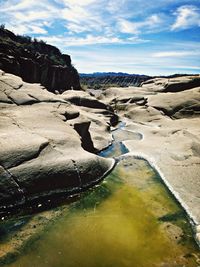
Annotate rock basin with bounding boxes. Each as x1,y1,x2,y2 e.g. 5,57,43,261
0,123,200,267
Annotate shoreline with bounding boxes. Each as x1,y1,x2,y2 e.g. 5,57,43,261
120,140,200,247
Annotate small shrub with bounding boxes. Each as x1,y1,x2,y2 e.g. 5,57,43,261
0,24,5,29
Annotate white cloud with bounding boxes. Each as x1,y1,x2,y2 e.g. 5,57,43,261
13,11,53,24
118,14,163,34
171,65,200,70
171,5,200,30
66,45,200,74
38,34,148,47
107,0,127,14
61,1,113,35
1,0,38,12
6,23,48,35
58,0,97,6
0,0,200,75
118,19,139,34
0,0,58,34
29,25,48,34
152,51,200,58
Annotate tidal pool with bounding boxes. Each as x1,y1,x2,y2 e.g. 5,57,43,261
0,126,200,267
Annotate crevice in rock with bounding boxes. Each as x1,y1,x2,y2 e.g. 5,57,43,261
2,114,52,151
151,106,174,118
7,94,38,105
71,159,82,188
0,165,26,205
73,121,97,153
152,104,198,120
110,113,119,126
0,79,23,90
2,90,16,105
6,141,49,169
26,94,39,102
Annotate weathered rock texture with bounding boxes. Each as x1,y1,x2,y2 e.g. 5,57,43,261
0,70,116,214
0,28,81,92
101,75,200,244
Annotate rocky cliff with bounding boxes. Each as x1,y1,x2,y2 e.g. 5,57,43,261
0,27,81,92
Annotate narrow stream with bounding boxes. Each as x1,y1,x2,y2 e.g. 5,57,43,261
0,123,200,267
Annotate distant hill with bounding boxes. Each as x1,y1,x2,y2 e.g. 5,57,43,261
80,72,136,77
80,72,151,89
80,72,200,89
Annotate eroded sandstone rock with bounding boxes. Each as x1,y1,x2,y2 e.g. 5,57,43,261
101,75,200,233
0,71,116,214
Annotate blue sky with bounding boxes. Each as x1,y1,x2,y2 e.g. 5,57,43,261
0,0,200,75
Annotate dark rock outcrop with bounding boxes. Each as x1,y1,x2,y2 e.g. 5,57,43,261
0,28,81,92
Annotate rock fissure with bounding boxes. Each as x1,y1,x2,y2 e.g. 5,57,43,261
73,121,96,153
1,165,20,191
71,160,82,188
7,141,49,169
0,79,22,90
2,90,18,105
0,165,26,207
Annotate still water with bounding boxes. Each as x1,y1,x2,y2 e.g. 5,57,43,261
0,127,200,267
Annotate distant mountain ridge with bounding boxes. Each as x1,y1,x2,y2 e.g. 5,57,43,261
80,72,200,89
80,72,151,89
80,72,145,77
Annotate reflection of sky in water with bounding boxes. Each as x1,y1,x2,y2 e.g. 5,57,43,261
98,141,128,158
99,127,141,158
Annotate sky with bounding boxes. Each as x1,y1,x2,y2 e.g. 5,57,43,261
0,0,200,75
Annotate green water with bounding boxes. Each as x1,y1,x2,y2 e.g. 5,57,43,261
1,157,200,267
0,126,200,267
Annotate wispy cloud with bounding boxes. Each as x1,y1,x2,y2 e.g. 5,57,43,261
0,0,57,34
1,1,200,38
0,0,200,74
38,34,148,47
152,51,200,58
171,5,200,30
66,43,200,74
118,15,163,34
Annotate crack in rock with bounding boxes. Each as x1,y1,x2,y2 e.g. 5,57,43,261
71,159,82,188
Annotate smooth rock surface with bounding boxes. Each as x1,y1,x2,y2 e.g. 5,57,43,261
0,71,116,212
